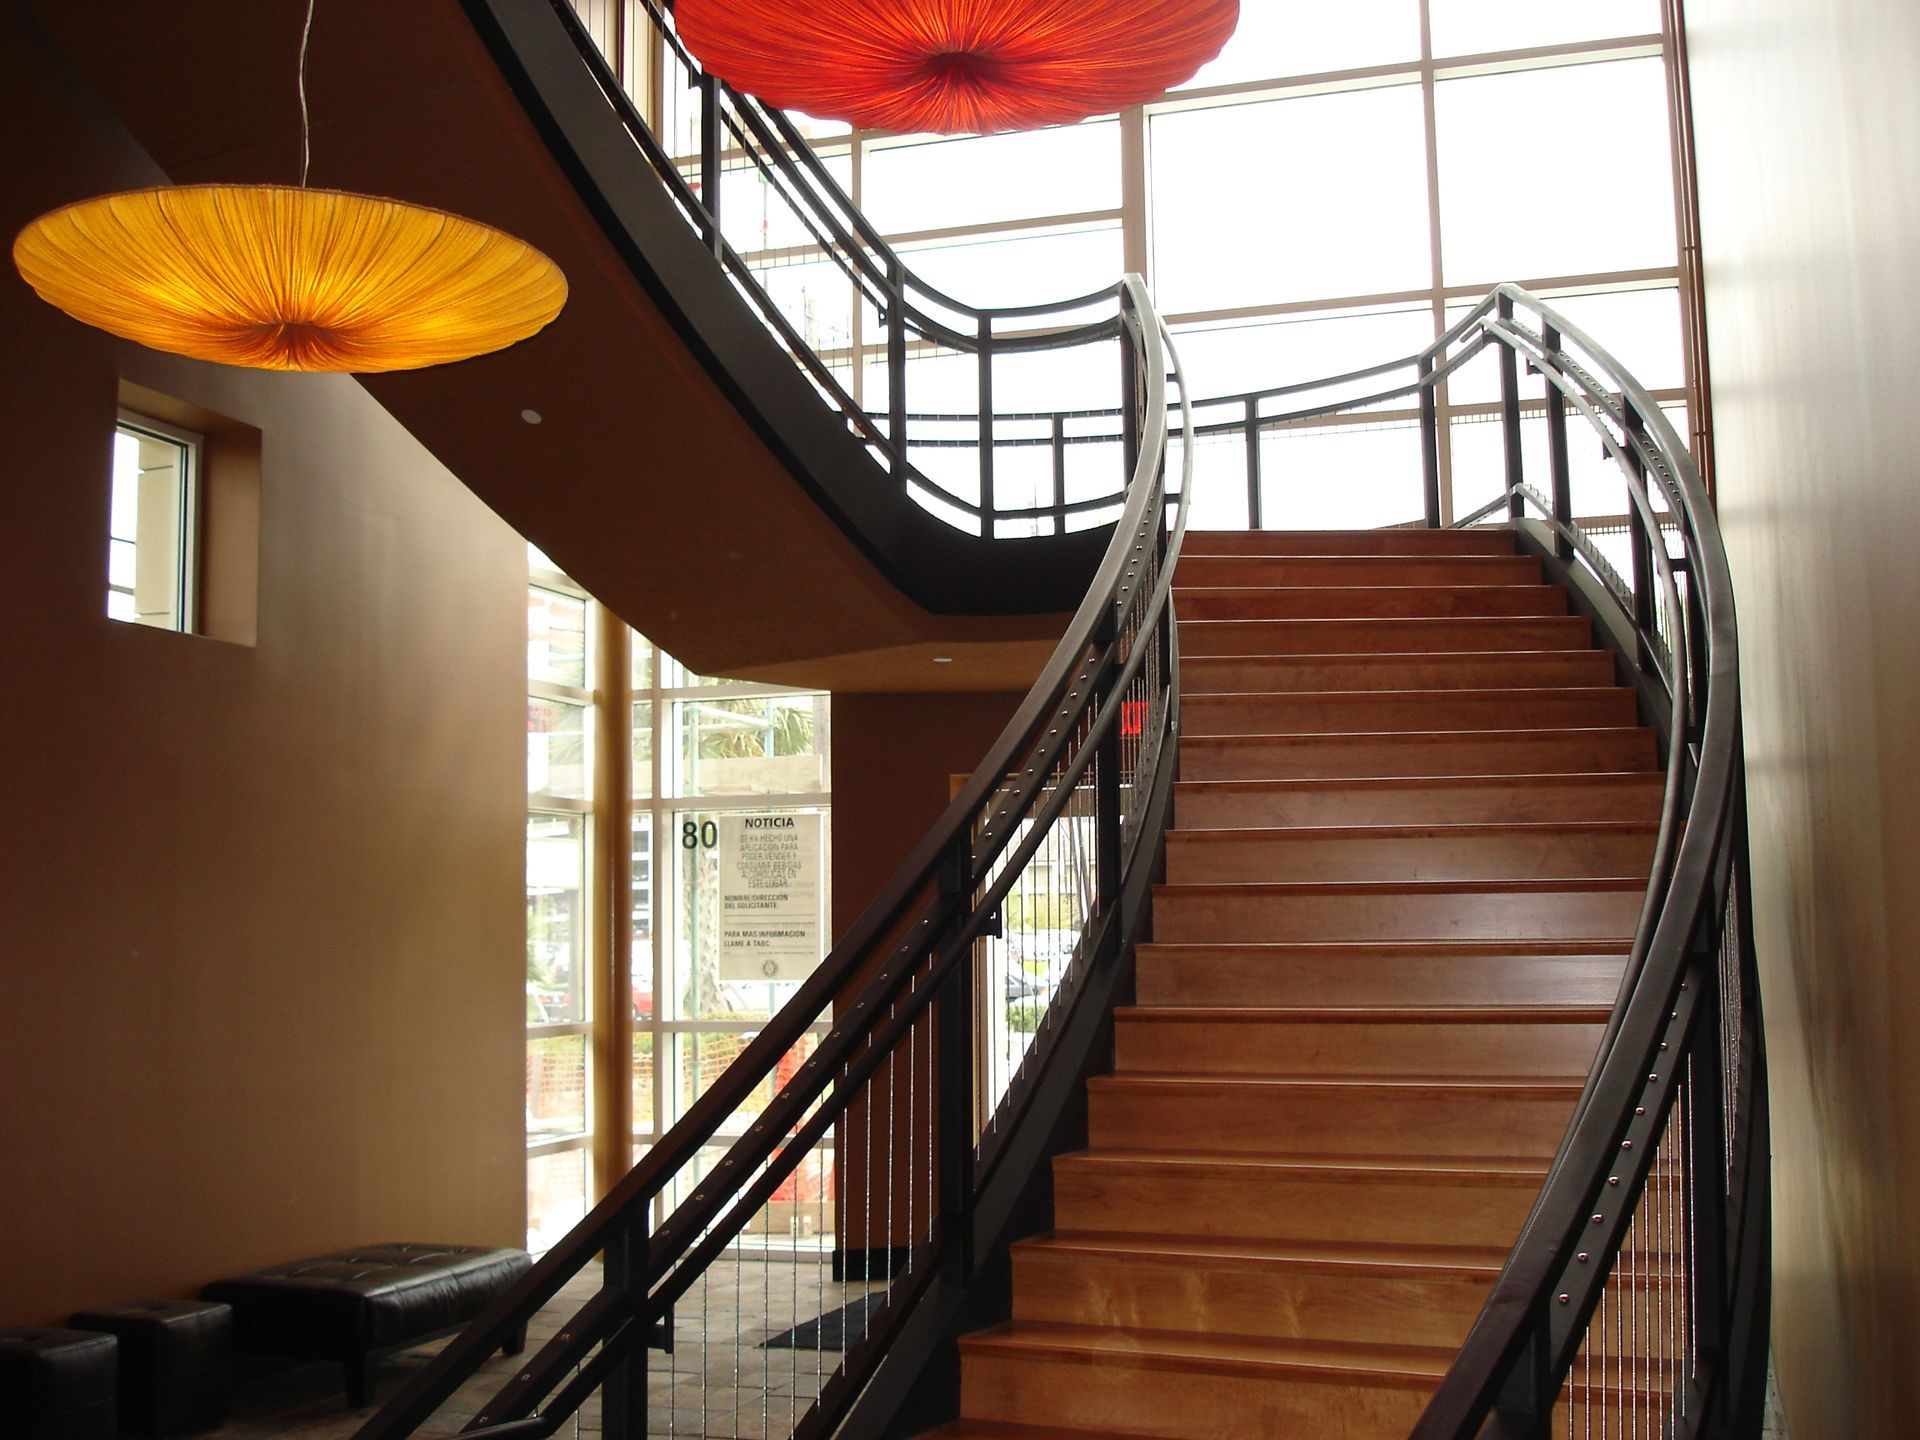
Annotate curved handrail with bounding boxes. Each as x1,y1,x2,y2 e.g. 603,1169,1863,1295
356,273,1191,1440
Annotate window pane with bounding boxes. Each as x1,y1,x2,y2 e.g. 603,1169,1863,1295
1436,60,1676,287
1170,305,1437,403
1153,85,1432,313
671,807,831,1021
1181,0,1423,89
631,634,654,690
632,813,654,1020
527,812,588,1024
676,694,829,796
526,1148,589,1255
528,697,589,800
109,423,189,631
898,224,1122,312
1261,421,1428,528
863,123,1120,235
1429,0,1663,58
526,1036,589,1141
528,587,587,687
633,699,654,799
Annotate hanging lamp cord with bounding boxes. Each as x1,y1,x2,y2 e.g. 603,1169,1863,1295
298,0,316,186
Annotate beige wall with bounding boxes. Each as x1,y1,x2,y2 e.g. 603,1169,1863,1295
1686,0,1920,1431
0,11,527,1323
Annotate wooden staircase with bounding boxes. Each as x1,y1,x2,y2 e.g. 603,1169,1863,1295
926,529,1660,1439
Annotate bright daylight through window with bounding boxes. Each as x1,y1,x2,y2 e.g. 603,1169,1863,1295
540,0,1689,1247
108,415,197,631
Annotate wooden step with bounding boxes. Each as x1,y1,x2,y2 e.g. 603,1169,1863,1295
1010,1233,1503,1348
1175,584,1568,621
1173,772,1666,827
1151,878,1645,944
1182,649,1618,695
1135,944,1629,1008
1178,615,1591,656
1114,1006,1608,1078
1087,1074,1581,1157
1182,528,1516,557
959,1320,1445,1439
1183,687,1638,736
1175,554,1541,588
1051,1150,1548,1247
1163,822,1659,883
1178,728,1658,780
920,1424,1176,1440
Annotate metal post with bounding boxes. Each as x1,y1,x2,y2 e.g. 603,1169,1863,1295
1052,413,1068,536
1543,324,1574,560
601,1227,649,1440
1418,354,1441,530
1094,633,1123,913
1491,1323,1555,1440
978,315,995,528
1119,306,1142,484
934,839,977,1277
888,257,908,480
1497,293,1525,520
1245,399,1264,531
1625,407,1658,674
698,74,721,258
1688,965,1732,1435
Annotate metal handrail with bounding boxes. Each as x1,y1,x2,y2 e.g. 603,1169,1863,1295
355,274,1191,1440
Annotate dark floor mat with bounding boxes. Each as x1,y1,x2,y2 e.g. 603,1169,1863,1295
760,1293,883,1350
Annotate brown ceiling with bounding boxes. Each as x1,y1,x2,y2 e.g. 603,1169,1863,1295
30,0,1067,693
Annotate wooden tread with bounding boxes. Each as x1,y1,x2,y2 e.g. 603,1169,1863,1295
1175,583,1568,621
1181,649,1618,694
1179,615,1591,655
1178,727,1658,780
1164,819,1658,883
1174,771,1664,826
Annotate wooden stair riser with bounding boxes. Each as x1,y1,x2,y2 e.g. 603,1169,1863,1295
1183,650,1617,695
959,1343,1433,1440
1010,1245,1494,1348
1179,616,1591,656
1179,729,1657,780
1164,827,1657,884
1183,689,1637,736
1182,529,1517,557
1052,1156,1544,1247
1176,585,1568,621
1174,774,1665,828
1150,883,1644,944
1114,1014,1606,1078
1135,947,1629,1008
1087,1078,1580,1157
1175,555,1542,588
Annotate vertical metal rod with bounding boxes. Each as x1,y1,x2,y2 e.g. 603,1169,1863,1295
1543,324,1574,560
698,73,721,257
1119,310,1142,486
1093,634,1123,914
1497,293,1525,519
1052,414,1068,537
887,258,909,481
1245,399,1264,530
978,316,995,529
1418,353,1442,529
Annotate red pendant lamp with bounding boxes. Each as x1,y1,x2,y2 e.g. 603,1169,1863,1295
674,0,1242,136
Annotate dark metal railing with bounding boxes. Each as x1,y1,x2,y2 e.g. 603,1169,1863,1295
355,272,1190,1438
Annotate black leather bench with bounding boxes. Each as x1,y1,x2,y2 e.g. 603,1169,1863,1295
200,1243,530,1409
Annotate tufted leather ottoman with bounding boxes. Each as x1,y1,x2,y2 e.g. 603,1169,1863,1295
0,1327,118,1440
200,1243,529,1409
67,1300,231,1437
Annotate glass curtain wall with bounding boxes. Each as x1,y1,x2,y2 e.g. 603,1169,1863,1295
574,0,1688,532
525,545,833,1253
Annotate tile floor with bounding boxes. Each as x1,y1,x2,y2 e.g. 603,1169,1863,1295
200,1256,881,1439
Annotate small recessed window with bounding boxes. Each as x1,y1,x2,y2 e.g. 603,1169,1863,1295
108,413,199,631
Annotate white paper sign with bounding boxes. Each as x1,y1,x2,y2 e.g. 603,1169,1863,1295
716,812,824,982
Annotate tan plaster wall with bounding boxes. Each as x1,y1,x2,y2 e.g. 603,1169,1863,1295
1686,0,1920,1430
0,10,527,1323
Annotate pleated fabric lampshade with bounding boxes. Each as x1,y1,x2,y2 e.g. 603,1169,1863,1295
674,0,1242,136
12,184,568,373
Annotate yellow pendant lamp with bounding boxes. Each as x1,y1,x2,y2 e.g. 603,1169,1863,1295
9,3,565,373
